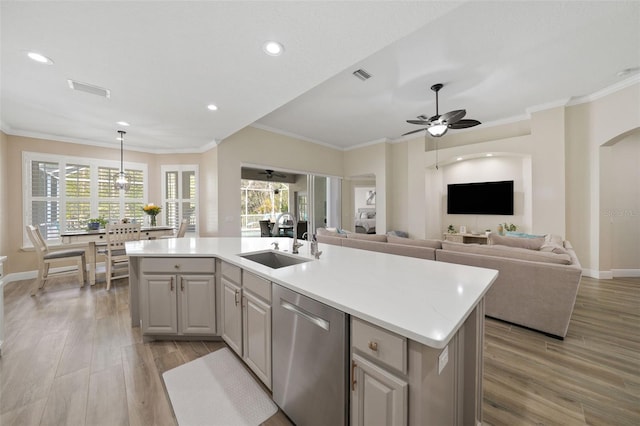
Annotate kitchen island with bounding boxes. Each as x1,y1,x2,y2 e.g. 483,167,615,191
126,237,497,425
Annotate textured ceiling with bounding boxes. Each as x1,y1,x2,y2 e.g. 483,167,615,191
1,1,639,152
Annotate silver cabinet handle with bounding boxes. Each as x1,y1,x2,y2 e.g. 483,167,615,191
235,289,240,306
170,276,174,291
280,299,330,331
180,276,184,291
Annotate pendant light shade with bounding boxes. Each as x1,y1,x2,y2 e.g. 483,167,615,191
114,130,130,191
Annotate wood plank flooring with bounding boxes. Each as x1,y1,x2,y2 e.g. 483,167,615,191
483,276,640,426
1,275,638,425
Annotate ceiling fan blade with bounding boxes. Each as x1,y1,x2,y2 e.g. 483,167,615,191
448,119,481,129
406,119,432,126
402,128,427,136
440,109,466,125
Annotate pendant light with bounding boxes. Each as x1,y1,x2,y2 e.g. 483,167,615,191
114,130,130,191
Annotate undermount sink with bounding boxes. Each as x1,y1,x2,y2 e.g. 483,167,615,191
239,250,311,269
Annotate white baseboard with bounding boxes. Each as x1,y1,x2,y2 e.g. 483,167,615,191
612,269,640,277
582,268,640,279
582,269,611,279
1,270,36,286
1,262,105,287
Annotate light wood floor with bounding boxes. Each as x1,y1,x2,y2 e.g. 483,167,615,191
1,275,638,425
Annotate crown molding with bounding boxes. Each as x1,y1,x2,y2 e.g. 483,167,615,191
249,123,341,150
567,74,640,106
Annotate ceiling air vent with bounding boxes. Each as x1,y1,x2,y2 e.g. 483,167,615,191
352,68,372,81
67,79,111,98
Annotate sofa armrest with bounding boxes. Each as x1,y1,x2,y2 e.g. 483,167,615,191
436,249,582,338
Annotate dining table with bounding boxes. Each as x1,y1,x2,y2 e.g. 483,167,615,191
60,226,174,285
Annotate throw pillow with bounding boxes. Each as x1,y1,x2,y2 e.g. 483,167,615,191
540,242,568,255
489,233,545,250
505,231,546,239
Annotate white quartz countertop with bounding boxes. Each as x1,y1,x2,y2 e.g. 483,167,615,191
126,237,498,348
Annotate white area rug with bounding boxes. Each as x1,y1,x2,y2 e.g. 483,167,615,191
163,348,278,426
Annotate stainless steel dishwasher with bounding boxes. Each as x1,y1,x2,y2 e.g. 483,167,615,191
272,284,349,426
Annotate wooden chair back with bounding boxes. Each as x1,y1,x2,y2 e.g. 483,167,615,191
176,219,188,238
26,225,48,257
106,222,141,253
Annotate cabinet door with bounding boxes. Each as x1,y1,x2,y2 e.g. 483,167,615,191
140,274,178,334
242,291,272,389
352,354,408,426
179,274,216,335
221,277,242,355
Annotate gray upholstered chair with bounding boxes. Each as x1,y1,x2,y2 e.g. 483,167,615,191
26,225,87,296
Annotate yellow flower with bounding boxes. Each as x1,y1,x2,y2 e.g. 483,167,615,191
142,203,161,215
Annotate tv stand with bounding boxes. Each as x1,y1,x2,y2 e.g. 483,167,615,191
444,233,489,245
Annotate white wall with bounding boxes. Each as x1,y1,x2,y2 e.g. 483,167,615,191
600,132,640,273
216,126,343,237
441,156,531,235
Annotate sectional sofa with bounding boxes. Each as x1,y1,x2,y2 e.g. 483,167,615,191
315,229,582,338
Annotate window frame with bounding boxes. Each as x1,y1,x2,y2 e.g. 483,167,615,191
23,151,148,246
161,164,199,235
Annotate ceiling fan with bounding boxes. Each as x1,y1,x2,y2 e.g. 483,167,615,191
403,83,481,138
259,169,287,179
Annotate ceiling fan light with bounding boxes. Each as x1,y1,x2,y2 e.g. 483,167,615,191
427,124,448,137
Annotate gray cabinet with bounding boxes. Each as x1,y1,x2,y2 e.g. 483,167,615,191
139,258,216,336
219,262,272,389
351,318,408,426
352,353,408,426
221,275,242,355
242,271,272,389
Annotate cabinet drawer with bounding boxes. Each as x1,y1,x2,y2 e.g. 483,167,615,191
352,318,407,374
242,271,271,303
221,262,241,284
141,258,215,274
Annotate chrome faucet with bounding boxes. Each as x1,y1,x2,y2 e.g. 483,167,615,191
275,212,302,254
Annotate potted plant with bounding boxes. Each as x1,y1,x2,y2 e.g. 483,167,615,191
502,223,517,232
447,224,456,234
87,217,107,231
142,203,162,227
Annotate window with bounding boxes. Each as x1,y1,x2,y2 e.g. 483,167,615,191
162,165,198,235
24,152,147,245
241,179,289,236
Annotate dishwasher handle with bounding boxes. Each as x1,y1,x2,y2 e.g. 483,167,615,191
280,299,330,331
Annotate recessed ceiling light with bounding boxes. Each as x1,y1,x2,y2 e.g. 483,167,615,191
456,157,463,161
486,153,493,157
263,41,284,56
207,104,218,111
27,51,53,64
117,121,130,126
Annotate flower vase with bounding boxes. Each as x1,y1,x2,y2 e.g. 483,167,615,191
150,215,157,227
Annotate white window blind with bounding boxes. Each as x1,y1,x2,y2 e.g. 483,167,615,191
161,165,198,235
23,152,147,245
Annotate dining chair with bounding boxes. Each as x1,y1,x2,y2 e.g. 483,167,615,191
259,220,272,237
104,222,141,291
160,218,188,239
26,225,87,296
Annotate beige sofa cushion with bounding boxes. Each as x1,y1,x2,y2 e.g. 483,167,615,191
488,233,545,250
316,228,347,238
387,235,441,249
347,233,388,242
441,241,572,265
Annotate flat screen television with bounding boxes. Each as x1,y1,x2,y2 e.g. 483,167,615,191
447,180,514,215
